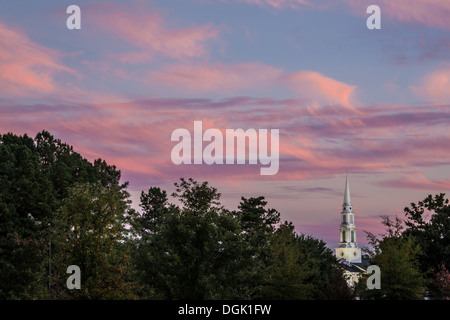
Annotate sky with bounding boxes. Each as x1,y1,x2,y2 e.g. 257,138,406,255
1,0,450,248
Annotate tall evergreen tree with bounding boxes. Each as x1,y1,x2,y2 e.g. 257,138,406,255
235,196,281,298
260,222,312,299
0,133,53,298
0,131,128,299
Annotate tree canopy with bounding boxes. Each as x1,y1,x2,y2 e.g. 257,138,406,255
0,131,127,299
2,130,449,300
358,216,426,300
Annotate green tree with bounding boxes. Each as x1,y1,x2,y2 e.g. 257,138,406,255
360,216,426,300
261,222,312,299
0,233,48,299
133,178,345,300
0,130,129,299
133,178,249,299
0,133,54,299
35,130,126,201
235,196,281,298
294,234,350,299
322,262,355,300
51,181,137,299
403,193,450,274
0,133,54,238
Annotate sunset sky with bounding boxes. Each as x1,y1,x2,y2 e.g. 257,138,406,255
2,0,450,248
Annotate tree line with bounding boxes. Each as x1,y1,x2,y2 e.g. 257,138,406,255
0,131,449,299
356,194,450,299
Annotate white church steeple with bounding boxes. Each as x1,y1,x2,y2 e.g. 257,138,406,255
343,174,351,208
335,174,362,263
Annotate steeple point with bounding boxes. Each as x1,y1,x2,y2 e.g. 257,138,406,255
343,173,351,206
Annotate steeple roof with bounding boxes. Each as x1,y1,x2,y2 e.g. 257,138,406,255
343,174,351,206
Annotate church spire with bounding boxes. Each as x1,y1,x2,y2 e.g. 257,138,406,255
343,173,351,206
342,174,352,213
335,174,361,263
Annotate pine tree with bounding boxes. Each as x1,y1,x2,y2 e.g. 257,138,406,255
261,222,313,299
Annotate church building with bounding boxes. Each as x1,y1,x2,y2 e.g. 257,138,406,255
335,175,368,286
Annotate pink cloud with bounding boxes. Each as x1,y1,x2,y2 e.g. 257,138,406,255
0,21,75,97
410,65,450,103
147,62,283,93
147,61,358,109
281,70,358,111
235,0,311,9
375,0,450,31
378,173,450,191
3,94,450,192
91,4,219,61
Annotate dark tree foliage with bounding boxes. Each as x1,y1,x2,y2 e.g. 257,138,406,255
0,233,48,299
359,216,426,300
133,178,250,299
0,131,127,299
429,263,450,300
132,180,351,300
403,193,450,274
294,234,347,299
238,196,280,237
0,133,54,238
35,131,126,201
0,133,54,299
323,263,355,300
51,181,137,299
138,187,170,234
260,222,312,299
8,129,440,301
235,196,281,299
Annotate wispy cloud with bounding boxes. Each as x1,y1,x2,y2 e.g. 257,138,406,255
236,0,450,31
147,62,283,93
378,173,450,191
90,3,219,62
233,0,312,9
0,21,76,98
3,94,450,189
281,70,358,111
410,64,450,103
